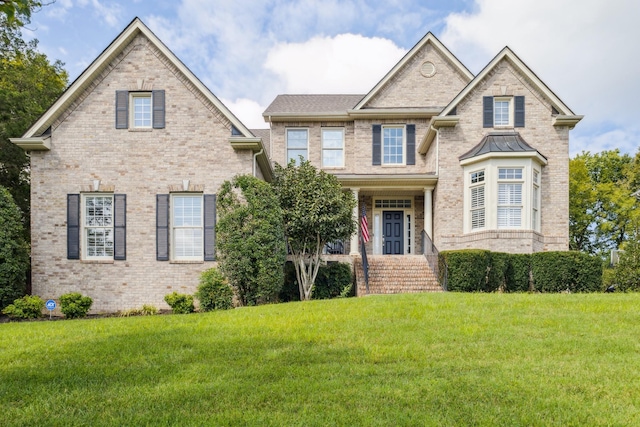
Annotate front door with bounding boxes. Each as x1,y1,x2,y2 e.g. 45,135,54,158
383,211,404,254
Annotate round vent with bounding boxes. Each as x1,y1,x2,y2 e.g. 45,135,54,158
420,61,436,78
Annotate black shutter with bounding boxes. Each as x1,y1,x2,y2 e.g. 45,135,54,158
114,194,126,260
67,194,80,260
372,124,381,165
115,91,128,129
156,194,170,261
406,124,415,165
203,195,216,261
152,90,165,129
514,96,525,127
483,96,493,128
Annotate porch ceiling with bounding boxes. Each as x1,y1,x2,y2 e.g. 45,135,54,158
336,174,438,192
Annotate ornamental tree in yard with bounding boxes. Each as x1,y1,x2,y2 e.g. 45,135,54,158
217,175,286,306
273,159,356,301
0,185,29,309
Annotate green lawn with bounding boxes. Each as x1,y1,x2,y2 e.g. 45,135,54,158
1,293,639,426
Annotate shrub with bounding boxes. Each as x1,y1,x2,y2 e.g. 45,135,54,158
441,250,491,292
196,268,233,311
0,187,30,310
487,252,510,292
164,292,194,314
505,254,532,292
2,295,44,319
531,251,602,293
118,305,159,317
60,292,93,319
313,262,353,299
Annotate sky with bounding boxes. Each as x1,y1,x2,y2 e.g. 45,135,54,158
21,0,640,156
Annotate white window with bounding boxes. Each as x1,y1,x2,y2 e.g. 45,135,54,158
286,128,308,165
498,168,523,228
84,195,114,259
131,93,152,128
322,128,344,167
494,98,512,127
383,126,404,165
172,195,203,261
470,170,485,229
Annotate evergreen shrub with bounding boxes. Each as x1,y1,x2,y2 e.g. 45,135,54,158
2,295,44,319
164,292,194,314
196,268,234,311
60,292,93,319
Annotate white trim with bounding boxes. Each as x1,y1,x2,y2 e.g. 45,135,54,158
170,193,204,262
285,127,309,165
372,197,415,255
81,193,115,261
381,125,406,166
130,92,152,129
321,127,345,168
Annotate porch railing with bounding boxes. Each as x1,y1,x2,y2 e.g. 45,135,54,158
323,240,345,255
360,237,369,294
421,230,447,291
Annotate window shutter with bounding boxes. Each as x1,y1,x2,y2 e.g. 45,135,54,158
115,91,128,129
514,96,525,127
114,194,126,260
152,90,165,129
483,96,493,128
203,194,216,261
156,194,170,261
406,124,416,165
372,124,381,165
67,194,80,259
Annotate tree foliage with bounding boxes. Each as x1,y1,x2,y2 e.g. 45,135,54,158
0,0,44,28
217,175,286,306
569,149,640,255
0,186,30,309
610,224,640,291
0,19,68,235
272,159,356,301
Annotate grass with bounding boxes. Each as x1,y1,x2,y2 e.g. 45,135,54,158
1,293,639,426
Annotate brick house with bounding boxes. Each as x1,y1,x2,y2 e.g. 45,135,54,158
12,18,581,310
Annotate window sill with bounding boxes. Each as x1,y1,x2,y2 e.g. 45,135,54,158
170,260,205,264
128,128,153,132
81,259,115,264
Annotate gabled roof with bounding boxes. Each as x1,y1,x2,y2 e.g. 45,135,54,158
459,132,546,161
19,17,255,139
353,32,474,110
263,94,364,117
441,46,581,119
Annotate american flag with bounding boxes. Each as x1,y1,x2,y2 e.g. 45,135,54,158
361,205,370,243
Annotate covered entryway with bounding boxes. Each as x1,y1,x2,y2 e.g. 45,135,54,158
383,211,404,254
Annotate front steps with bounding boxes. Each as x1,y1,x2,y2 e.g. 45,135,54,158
353,255,443,296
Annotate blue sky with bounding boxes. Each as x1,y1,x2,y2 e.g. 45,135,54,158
22,0,640,156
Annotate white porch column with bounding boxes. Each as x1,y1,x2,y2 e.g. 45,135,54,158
350,188,360,255
424,187,433,240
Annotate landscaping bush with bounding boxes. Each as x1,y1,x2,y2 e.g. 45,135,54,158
1,295,44,319
313,262,353,299
487,252,510,292
531,251,602,293
505,253,532,292
196,268,233,311
60,292,93,319
0,186,30,310
118,305,159,317
441,250,491,292
164,292,195,314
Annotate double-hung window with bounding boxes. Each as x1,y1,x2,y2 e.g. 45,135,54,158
497,168,523,228
172,195,203,261
383,126,404,165
115,90,165,129
483,96,525,128
494,98,511,126
470,170,485,230
131,93,152,128
322,128,344,167
286,128,308,165
84,195,114,259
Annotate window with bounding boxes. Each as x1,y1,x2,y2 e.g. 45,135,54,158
383,126,404,164
84,195,114,259
494,98,511,126
470,170,485,229
172,195,203,261
498,168,523,228
532,169,540,230
322,128,344,167
131,93,152,128
286,128,308,165
483,96,525,128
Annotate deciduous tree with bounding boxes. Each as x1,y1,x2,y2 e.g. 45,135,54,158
0,185,29,309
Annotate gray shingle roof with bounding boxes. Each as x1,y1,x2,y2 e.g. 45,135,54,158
250,128,270,145
263,94,365,115
459,132,546,161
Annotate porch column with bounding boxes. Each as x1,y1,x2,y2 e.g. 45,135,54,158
424,187,433,240
350,188,360,255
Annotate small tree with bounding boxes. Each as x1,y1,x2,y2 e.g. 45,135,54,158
611,224,640,291
0,186,29,309
273,160,356,301
217,175,286,306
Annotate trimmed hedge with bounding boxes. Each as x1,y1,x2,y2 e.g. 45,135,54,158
441,250,601,293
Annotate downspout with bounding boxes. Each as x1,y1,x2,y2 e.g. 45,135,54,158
430,124,440,175
253,148,264,177
268,116,273,160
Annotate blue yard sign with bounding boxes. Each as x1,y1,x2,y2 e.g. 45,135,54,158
45,299,56,319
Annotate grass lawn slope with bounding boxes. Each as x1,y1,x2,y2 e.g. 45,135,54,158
1,293,639,426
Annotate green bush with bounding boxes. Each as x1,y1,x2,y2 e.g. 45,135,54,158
441,250,491,292
1,295,44,319
487,252,510,292
60,292,93,319
531,251,602,293
313,262,353,299
118,305,159,317
0,186,30,310
505,254,532,292
196,268,234,311
164,292,195,314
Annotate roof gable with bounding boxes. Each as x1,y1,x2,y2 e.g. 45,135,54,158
21,17,254,139
354,32,473,110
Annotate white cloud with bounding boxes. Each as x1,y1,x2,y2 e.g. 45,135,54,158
264,34,406,93
440,0,640,154
222,98,268,130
